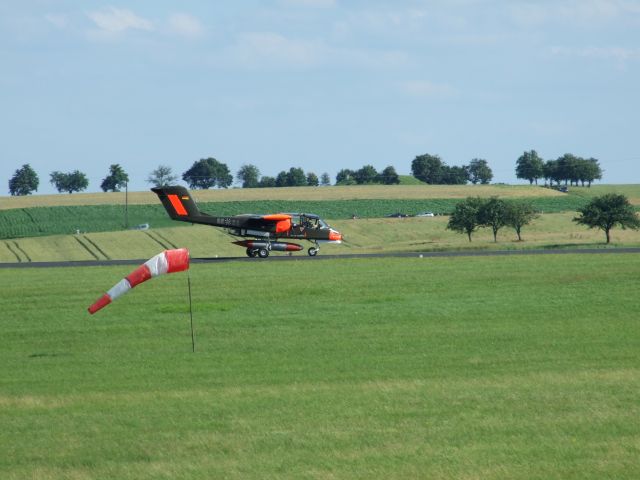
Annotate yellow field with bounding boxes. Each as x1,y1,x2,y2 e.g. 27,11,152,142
0,184,566,210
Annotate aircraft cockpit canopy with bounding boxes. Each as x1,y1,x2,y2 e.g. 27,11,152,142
295,214,329,230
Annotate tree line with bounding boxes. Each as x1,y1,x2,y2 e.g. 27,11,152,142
6,149,604,195
411,155,493,185
447,193,639,244
516,150,603,187
446,197,538,242
8,164,129,195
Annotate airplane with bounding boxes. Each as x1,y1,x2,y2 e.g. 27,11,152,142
151,185,343,258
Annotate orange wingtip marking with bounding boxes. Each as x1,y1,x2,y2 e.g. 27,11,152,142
263,214,291,221
168,194,188,216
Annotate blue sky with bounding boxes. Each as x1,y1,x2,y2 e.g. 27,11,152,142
2,0,639,194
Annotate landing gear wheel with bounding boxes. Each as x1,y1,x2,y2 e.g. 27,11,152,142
246,248,258,258
308,247,318,257
258,248,270,258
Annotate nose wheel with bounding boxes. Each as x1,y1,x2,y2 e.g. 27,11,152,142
308,246,319,256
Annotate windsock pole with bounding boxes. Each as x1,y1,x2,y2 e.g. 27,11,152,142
188,273,195,353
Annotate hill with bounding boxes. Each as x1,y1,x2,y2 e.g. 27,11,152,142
2,184,639,262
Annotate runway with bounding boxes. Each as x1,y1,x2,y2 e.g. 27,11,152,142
1,247,639,269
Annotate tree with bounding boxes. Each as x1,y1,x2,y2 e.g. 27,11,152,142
543,159,560,186
237,164,260,188
505,201,538,241
478,196,508,242
446,197,484,242
580,158,603,187
573,194,640,244
379,165,400,185
50,170,89,194
287,167,307,186
182,158,233,189
100,164,129,192
336,169,356,185
468,158,493,185
556,153,580,186
8,164,39,196
306,172,319,186
540,155,603,187
440,165,469,185
516,150,545,185
354,165,378,184
411,153,443,184
275,170,289,187
320,172,331,186
258,176,276,188
147,165,178,187
274,168,306,187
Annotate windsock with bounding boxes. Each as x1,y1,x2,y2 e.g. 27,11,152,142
88,248,190,314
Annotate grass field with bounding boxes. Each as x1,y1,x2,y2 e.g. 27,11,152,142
2,212,639,263
1,254,639,479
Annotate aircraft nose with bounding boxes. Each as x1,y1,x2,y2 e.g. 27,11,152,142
329,229,342,241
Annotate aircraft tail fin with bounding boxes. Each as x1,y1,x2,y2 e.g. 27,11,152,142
151,186,204,222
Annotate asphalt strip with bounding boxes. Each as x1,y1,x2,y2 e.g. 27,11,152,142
1,248,639,269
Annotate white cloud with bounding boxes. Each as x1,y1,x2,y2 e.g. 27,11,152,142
168,13,204,38
401,80,457,99
86,7,153,34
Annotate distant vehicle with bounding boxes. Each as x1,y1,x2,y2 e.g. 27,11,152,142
385,212,409,218
415,211,435,217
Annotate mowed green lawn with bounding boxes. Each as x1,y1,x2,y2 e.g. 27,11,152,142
1,255,639,479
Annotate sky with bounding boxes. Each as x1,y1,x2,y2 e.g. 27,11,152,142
1,0,639,195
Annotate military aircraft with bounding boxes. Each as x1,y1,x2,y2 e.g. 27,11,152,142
151,186,343,258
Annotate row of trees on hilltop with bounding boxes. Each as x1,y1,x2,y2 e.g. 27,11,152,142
516,151,603,187
9,164,129,195
236,164,332,188
335,165,400,185
7,150,605,195
6,160,333,195
411,155,494,185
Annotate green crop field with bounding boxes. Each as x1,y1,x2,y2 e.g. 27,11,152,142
0,197,593,241
1,254,639,479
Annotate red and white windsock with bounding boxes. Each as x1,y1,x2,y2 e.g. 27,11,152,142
88,248,190,315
